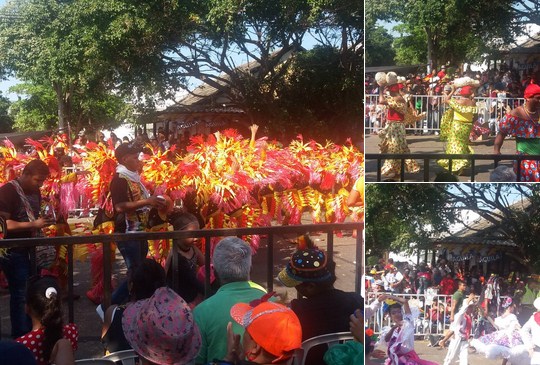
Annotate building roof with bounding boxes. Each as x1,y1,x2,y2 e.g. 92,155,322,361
433,198,531,248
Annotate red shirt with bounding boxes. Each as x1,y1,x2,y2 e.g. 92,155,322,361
16,323,78,365
440,277,455,295
387,108,404,121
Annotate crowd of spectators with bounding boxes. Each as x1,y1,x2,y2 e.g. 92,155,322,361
365,64,540,137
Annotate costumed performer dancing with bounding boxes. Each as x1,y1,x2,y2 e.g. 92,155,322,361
376,72,423,178
494,83,540,182
374,294,438,365
470,297,529,365
443,293,477,365
520,297,540,365
437,76,479,174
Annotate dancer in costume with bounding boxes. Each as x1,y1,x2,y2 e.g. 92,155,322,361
470,298,528,365
494,83,540,182
520,297,540,364
443,293,476,365
374,295,438,365
376,72,422,178
437,76,479,174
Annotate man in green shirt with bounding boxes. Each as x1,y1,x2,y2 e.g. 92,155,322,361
438,280,467,348
194,237,268,364
519,277,538,325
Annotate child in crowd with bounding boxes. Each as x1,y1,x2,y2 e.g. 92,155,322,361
217,299,303,365
16,276,77,365
101,258,166,354
166,212,205,307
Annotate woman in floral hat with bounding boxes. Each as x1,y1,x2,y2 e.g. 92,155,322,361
437,76,479,174
376,72,422,178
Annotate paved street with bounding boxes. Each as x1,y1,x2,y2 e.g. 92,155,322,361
1,216,359,360
365,133,519,182
370,339,502,365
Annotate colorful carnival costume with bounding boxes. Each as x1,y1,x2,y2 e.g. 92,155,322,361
438,78,479,173
377,305,437,365
375,72,421,177
470,307,527,362
498,113,540,182
520,298,540,365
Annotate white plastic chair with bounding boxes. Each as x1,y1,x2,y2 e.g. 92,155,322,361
295,332,355,365
103,349,138,365
75,359,116,365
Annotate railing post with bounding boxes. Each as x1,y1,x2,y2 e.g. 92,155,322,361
327,231,334,258
470,158,476,182
172,237,179,294
204,235,212,298
423,159,430,182
377,159,382,182
267,233,274,292
102,242,112,310
355,228,363,296
67,243,74,323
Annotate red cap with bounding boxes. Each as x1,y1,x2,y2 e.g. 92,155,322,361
524,83,540,99
231,301,302,362
460,85,473,96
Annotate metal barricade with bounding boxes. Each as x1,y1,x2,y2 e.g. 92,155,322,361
365,94,525,136
366,291,508,339
0,222,363,338
365,152,540,182
366,291,453,338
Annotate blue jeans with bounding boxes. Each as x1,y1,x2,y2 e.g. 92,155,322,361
0,249,32,337
111,240,148,305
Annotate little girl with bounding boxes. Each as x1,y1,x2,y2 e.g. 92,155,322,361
166,212,205,306
16,275,77,365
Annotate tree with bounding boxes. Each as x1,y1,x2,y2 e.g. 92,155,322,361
365,24,395,67
365,184,456,258
366,183,540,271
8,82,132,133
273,45,361,142
0,92,13,133
365,0,519,70
0,0,195,133
160,0,362,138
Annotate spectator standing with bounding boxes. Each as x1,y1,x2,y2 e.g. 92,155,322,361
439,273,456,296
0,159,55,337
439,280,467,348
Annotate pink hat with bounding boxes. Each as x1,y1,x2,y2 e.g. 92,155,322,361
122,287,201,365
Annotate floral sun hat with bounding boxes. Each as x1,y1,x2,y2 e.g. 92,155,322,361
122,286,201,365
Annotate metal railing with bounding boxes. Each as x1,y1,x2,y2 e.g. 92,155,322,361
365,94,525,135
365,153,540,182
365,291,506,337
0,222,363,335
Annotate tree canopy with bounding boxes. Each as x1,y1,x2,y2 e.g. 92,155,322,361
366,183,540,271
0,0,361,140
365,0,521,69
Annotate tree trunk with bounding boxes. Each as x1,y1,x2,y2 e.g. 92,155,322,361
53,82,66,133
425,27,433,74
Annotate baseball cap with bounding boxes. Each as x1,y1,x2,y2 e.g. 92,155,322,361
277,248,332,287
230,301,302,362
115,143,142,162
122,287,201,365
